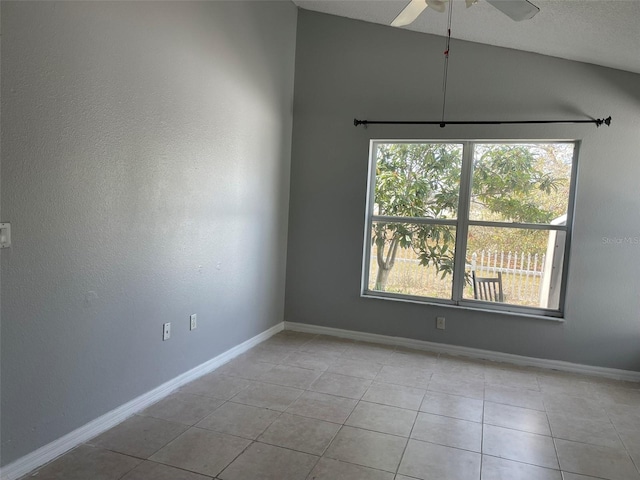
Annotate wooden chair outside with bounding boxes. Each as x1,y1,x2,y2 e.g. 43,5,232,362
472,271,504,302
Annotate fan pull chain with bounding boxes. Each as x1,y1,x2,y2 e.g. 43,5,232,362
440,0,454,127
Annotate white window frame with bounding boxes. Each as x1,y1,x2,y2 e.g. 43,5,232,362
361,139,580,319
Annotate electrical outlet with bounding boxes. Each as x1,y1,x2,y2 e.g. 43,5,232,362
436,317,446,330
190,314,197,331
163,322,171,340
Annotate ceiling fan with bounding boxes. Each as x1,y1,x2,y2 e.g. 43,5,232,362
391,0,539,27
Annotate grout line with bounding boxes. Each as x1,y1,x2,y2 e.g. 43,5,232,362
392,404,416,478
215,438,256,479
20,331,640,480
606,410,640,476
479,379,486,479
480,453,564,474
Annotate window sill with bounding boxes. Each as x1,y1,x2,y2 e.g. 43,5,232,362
361,291,565,323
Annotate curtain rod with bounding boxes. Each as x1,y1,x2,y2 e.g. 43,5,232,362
353,116,612,128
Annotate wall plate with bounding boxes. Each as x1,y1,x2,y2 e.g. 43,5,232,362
0,223,11,249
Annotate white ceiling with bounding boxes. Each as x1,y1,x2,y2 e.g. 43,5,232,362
292,0,640,74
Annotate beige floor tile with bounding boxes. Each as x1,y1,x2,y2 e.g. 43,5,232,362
31,334,640,480
281,350,335,371
436,355,486,379
26,444,141,480
362,382,426,411
484,402,551,435
140,392,224,426
622,440,640,474
217,358,276,380
609,407,640,443
386,348,438,369
548,413,622,448
219,442,318,480
231,381,303,411
538,375,597,398
411,412,482,452
149,428,250,477
285,391,357,424
420,391,483,422
120,460,212,480
555,438,640,480
591,384,640,407
269,330,316,344
309,372,372,399
345,401,417,437
257,412,340,455
428,373,484,399
481,455,562,480
542,393,608,421
298,336,353,355
180,373,251,400
327,358,383,379
195,401,280,439
485,369,540,390
239,344,296,364
306,457,394,480
342,342,395,363
485,384,545,411
398,439,481,480
324,426,407,472
375,365,432,389
607,402,640,424
561,473,607,480
483,424,558,469
257,364,322,389
89,415,188,459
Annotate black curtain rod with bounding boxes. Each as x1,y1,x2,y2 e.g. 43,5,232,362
353,116,612,128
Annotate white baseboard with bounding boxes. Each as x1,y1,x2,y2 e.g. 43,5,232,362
284,321,640,383
0,322,284,480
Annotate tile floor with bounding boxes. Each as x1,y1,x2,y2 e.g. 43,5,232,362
23,330,640,480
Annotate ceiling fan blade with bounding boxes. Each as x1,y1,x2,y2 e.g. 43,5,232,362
391,0,428,27
485,0,539,21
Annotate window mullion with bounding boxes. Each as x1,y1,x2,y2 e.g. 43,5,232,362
361,141,379,296
451,142,474,302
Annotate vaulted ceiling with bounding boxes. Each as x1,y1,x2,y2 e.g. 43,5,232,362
293,0,640,74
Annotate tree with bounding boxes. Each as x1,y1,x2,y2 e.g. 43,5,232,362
372,143,567,291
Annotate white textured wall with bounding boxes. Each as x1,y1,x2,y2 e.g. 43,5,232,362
1,1,297,465
286,11,640,371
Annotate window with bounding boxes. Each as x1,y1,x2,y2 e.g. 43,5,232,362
362,141,578,317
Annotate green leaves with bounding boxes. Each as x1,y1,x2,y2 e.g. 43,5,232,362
375,143,462,219
371,142,570,292
470,144,569,223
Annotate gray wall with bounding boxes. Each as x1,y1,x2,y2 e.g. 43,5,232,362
1,1,297,465
286,10,640,371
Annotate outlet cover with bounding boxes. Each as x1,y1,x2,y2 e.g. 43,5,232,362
190,314,197,330
0,223,11,249
163,322,171,340
436,317,446,330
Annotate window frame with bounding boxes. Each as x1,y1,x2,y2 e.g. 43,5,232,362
361,139,580,319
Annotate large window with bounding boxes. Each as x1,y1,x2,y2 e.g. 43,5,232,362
362,141,578,317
